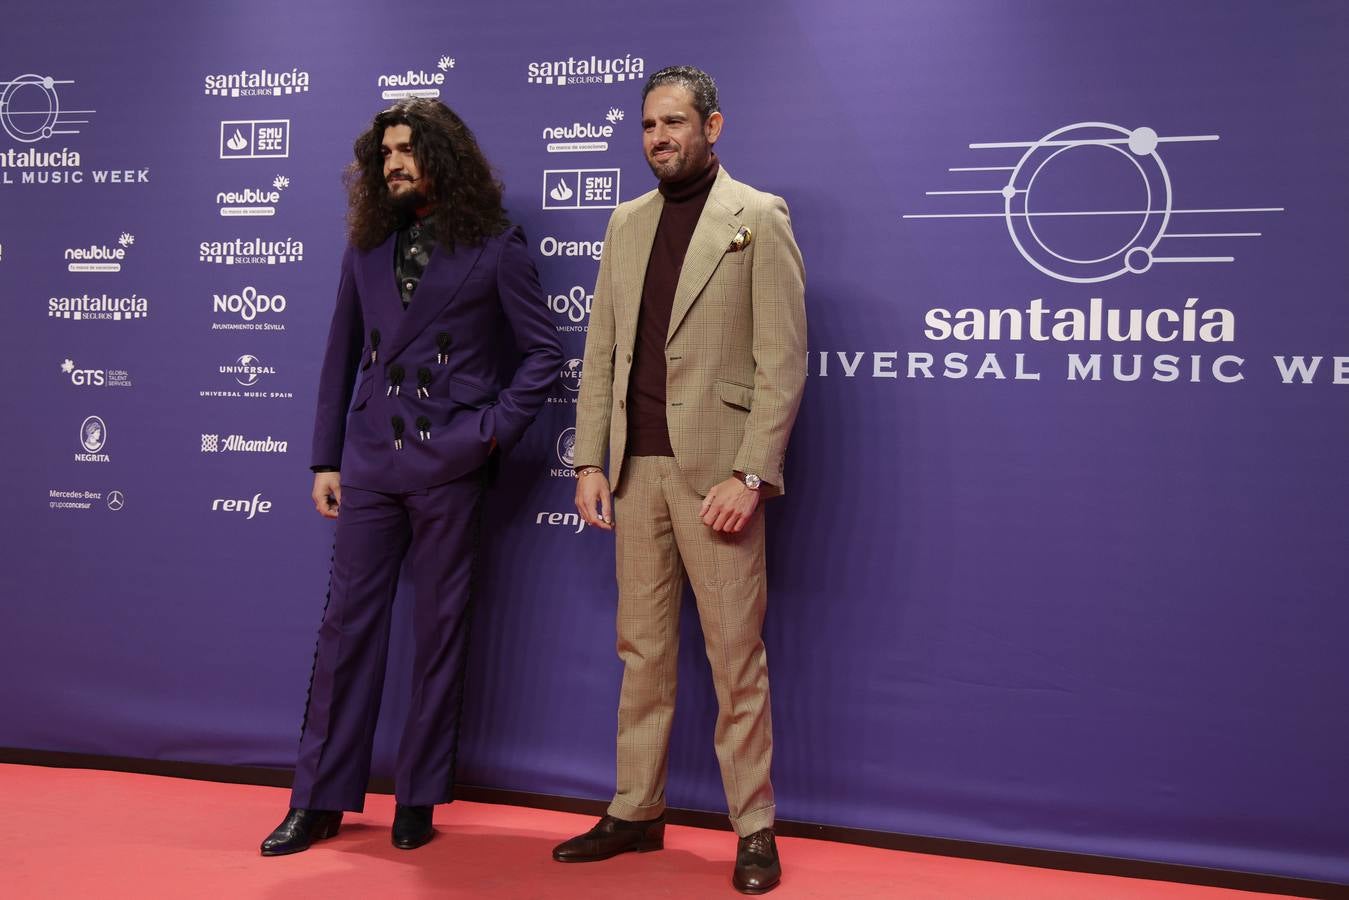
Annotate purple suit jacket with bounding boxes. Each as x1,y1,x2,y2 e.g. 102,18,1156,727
311,225,563,492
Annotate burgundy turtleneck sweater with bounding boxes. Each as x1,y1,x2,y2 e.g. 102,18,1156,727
626,154,720,457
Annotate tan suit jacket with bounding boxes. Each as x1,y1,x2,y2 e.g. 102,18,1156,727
574,166,807,495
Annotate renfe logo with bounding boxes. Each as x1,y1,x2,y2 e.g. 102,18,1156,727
212,493,272,519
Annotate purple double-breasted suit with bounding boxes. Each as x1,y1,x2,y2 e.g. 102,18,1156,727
291,224,562,811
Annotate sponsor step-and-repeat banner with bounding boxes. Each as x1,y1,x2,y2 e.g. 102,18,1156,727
1,0,1346,885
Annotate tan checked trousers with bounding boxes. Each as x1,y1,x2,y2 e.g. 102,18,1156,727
607,455,775,837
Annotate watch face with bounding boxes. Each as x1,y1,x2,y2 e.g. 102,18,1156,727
744,474,762,490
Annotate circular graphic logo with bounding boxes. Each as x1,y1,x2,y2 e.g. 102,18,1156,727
235,354,261,387
1003,122,1171,283
106,490,125,511
556,427,576,469
560,358,583,393
0,74,60,143
80,415,107,452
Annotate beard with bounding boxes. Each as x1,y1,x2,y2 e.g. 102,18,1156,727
647,137,710,183
387,180,430,222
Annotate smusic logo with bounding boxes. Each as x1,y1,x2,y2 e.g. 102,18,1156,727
379,55,455,99
204,67,311,98
527,54,644,87
217,175,288,217
199,237,303,265
219,120,290,160
543,168,619,210
75,415,109,462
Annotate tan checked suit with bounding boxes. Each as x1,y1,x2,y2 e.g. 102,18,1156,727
573,166,806,837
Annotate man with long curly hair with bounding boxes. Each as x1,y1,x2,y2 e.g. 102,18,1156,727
260,98,562,856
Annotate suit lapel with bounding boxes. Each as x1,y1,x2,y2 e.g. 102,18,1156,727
667,168,742,343
616,191,663,343
361,232,402,322
383,239,486,363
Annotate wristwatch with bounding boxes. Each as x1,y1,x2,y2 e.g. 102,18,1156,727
737,472,762,491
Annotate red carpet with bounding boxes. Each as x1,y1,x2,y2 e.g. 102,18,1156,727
0,764,1294,899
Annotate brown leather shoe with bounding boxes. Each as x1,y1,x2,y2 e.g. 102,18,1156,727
732,828,781,894
552,814,665,862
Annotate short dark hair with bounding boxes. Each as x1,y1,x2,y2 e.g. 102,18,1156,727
641,65,719,123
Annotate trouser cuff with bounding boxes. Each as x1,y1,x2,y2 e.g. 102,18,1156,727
607,797,665,822
731,804,775,838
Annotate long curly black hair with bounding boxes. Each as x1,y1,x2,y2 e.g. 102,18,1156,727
345,98,508,251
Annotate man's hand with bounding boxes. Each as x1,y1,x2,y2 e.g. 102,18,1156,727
313,471,342,519
700,477,759,533
575,470,613,531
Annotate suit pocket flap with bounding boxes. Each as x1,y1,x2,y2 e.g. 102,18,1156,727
447,375,497,408
716,379,754,411
352,373,374,410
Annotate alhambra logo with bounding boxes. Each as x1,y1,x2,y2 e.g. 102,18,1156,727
217,175,289,217
544,108,623,153
204,67,311,98
526,53,644,87
379,55,455,100
905,121,1283,283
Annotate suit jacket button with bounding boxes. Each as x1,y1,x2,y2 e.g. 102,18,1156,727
619,400,625,410
627,353,632,363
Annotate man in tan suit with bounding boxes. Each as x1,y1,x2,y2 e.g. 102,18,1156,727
551,65,806,895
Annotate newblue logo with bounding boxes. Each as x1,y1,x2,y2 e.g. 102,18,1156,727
379,56,454,99
543,109,622,152
218,175,288,216
66,233,133,272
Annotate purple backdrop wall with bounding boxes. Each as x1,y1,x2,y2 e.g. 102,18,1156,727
1,0,1346,884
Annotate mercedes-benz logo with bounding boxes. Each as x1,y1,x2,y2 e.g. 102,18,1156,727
106,490,125,511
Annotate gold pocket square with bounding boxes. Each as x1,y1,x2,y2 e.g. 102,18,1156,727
728,226,753,252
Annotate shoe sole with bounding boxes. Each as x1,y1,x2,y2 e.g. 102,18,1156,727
552,839,664,863
732,878,781,895
392,831,435,850
260,821,341,856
